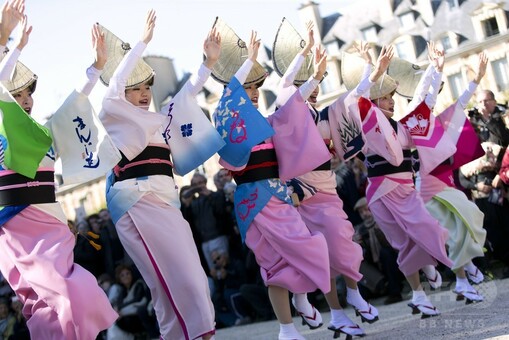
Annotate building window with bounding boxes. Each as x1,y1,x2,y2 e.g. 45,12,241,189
446,0,459,9
362,26,378,42
447,73,464,99
482,17,499,37
395,41,412,61
441,36,452,51
491,58,509,91
399,12,415,29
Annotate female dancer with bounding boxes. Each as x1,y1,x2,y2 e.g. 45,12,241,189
99,10,221,340
414,53,489,302
212,27,330,340
0,13,117,339
274,28,386,338
349,43,454,317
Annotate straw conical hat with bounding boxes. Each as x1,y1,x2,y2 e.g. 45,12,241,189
341,52,397,100
98,24,155,89
3,60,37,94
210,17,267,86
272,17,313,84
387,58,423,99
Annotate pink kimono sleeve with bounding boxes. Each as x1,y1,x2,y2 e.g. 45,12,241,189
268,91,330,181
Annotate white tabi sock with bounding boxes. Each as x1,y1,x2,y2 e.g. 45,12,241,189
346,287,366,308
292,293,313,316
279,323,304,340
412,289,427,303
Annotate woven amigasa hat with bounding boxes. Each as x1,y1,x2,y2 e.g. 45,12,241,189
272,17,314,84
210,17,268,86
98,24,155,89
3,60,37,94
387,57,423,99
341,51,397,100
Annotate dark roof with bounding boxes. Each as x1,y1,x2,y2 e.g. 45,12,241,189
321,13,341,39
317,0,509,63
262,89,277,108
413,35,428,59
429,0,509,45
264,45,272,60
394,0,416,16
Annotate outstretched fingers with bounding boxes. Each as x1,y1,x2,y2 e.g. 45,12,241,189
356,41,373,65
379,45,394,61
248,30,261,61
92,23,107,69
475,51,488,82
376,45,393,73
16,14,31,50
142,9,157,44
314,46,327,78
203,26,221,68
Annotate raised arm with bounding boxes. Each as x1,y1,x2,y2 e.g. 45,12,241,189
0,0,24,47
233,30,260,85
349,41,374,98
279,21,315,89
425,43,445,109
0,13,29,81
298,45,326,100
369,45,393,83
354,44,394,98
457,52,488,109
142,9,156,45
77,23,107,96
357,40,373,66
203,26,221,70
105,9,156,99
473,52,488,85
185,27,221,96
406,42,437,112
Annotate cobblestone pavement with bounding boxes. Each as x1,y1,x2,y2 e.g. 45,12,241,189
215,278,509,340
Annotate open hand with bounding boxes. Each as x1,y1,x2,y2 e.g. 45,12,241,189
247,30,261,62
370,45,394,82
355,40,373,65
301,20,315,56
204,26,221,69
15,14,31,50
92,23,107,70
376,45,394,73
474,52,488,84
313,46,327,80
142,9,156,45
0,0,24,46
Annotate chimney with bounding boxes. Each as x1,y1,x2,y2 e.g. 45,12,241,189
298,1,323,40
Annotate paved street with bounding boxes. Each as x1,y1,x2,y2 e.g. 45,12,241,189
215,278,509,339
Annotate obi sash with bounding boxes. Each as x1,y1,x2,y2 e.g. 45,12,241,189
0,170,55,206
366,150,413,177
232,147,279,185
113,146,173,182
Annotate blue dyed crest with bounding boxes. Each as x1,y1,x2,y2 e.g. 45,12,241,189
214,77,274,167
180,123,193,137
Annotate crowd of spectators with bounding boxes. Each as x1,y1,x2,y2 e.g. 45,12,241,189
1,94,508,338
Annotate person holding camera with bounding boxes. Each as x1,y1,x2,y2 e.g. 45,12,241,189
181,172,234,273
460,89,509,277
